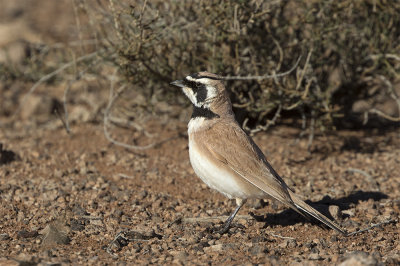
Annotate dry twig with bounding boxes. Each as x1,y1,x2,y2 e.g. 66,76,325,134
347,219,395,236
346,168,373,180
270,232,296,240
183,215,253,224
220,55,302,81
247,104,282,135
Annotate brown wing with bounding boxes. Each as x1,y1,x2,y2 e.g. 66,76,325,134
199,120,295,207
199,120,347,235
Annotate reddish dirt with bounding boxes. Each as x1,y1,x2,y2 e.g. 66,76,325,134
0,1,399,265
1,116,399,264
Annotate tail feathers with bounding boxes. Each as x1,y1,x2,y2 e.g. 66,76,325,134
288,191,348,236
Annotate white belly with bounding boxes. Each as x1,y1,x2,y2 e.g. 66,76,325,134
188,139,255,199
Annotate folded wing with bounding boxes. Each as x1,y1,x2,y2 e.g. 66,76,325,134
202,121,347,235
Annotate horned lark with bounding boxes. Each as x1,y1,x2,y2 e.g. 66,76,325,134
171,72,347,235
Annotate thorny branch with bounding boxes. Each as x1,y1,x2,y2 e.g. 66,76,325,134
347,219,396,236
220,55,302,81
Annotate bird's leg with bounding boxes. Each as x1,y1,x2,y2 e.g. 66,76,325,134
216,199,246,234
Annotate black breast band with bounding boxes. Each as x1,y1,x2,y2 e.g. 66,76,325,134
191,105,220,119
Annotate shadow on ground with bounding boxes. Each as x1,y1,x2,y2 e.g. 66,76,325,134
250,190,388,228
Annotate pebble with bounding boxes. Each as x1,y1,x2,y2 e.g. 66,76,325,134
248,244,265,256
308,253,322,260
342,209,355,217
287,239,298,248
204,244,224,252
41,221,70,246
338,251,379,266
329,205,343,220
169,251,188,261
0,233,10,240
17,230,38,239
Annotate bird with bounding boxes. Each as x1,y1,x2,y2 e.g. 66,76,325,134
170,71,347,236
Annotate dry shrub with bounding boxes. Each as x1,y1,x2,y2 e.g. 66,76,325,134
5,0,399,135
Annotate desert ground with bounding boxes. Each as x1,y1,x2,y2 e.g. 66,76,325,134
0,1,399,265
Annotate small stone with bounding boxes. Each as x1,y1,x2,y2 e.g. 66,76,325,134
90,219,103,226
339,251,379,266
278,240,288,248
0,233,10,240
186,235,200,245
70,219,85,231
17,230,38,239
40,220,70,246
69,106,91,123
287,239,298,248
139,190,148,199
72,206,88,216
169,251,188,260
0,39,28,65
342,209,355,217
204,244,224,252
54,169,63,178
20,95,58,120
248,244,265,256
312,238,320,245
309,253,322,260
251,236,267,243
329,205,343,220
0,144,17,165
123,229,162,241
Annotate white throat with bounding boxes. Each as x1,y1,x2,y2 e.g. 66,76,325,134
188,117,206,133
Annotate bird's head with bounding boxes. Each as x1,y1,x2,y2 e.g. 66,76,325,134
170,72,226,108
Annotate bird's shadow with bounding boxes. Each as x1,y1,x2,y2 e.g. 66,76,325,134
250,190,388,228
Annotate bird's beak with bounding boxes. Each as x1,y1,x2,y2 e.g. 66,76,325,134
170,80,185,88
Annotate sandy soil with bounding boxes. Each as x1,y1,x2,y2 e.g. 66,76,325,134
0,1,399,265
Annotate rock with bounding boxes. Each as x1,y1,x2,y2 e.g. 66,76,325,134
72,205,88,216
251,236,267,243
70,218,86,231
17,230,38,239
123,229,162,241
309,253,322,260
69,106,91,123
287,239,298,248
0,20,40,46
169,250,188,260
339,251,380,266
0,144,18,165
204,244,224,252
0,41,27,65
0,233,10,240
329,205,343,221
20,94,61,120
40,220,70,246
0,20,38,65
342,209,355,217
203,243,236,253
248,244,266,256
